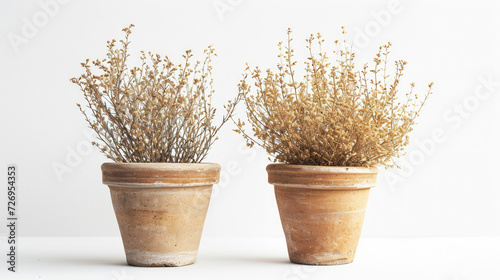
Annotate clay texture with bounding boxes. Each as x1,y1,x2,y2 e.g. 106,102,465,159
102,163,220,267
267,164,378,265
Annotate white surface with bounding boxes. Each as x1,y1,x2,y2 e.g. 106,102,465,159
1,0,500,238
0,236,498,279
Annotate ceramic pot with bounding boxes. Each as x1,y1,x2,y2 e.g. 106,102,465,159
267,164,378,265
102,162,220,267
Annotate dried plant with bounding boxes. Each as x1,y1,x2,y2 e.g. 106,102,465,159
71,25,240,163
234,28,433,167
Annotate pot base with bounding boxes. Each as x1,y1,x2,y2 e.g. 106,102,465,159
125,250,198,267
289,253,353,266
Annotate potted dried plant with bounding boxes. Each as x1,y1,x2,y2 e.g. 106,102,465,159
71,25,239,267
234,28,433,265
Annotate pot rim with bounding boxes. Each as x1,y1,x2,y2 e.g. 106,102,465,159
102,162,221,188
266,163,378,174
266,163,378,189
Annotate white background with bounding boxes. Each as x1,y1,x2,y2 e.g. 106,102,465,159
1,0,499,242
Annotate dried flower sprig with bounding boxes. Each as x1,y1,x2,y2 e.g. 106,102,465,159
71,25,240,163
234,28,433,167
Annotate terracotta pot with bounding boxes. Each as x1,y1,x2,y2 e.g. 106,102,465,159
101,162,220,267
267,164,378,265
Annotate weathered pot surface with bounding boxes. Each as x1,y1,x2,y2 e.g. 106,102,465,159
102,162,220,267
267,164,378,265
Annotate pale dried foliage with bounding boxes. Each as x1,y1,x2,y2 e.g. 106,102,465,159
234,28,433,167
71,25,239,163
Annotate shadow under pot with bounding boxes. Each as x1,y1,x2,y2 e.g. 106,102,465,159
101,162,220,267
267,164,378,265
